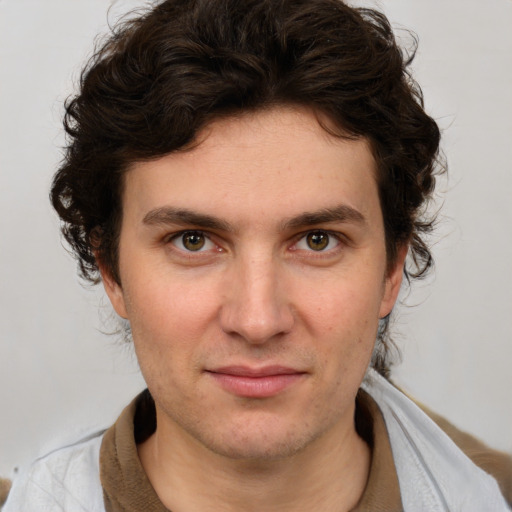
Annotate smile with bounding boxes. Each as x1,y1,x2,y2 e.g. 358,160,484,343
206,366,307,398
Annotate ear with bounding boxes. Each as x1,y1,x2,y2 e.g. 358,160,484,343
97,259,129,319
379,244,408,319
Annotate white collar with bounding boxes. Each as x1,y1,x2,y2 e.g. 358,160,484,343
362,369,510,511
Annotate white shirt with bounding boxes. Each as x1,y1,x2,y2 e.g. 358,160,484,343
4,371,510,511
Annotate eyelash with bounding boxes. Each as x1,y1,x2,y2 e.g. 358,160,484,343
290,230,342,254
167,231,221,254
165,229,344,257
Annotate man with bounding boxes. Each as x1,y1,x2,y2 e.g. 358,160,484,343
4,0,511,510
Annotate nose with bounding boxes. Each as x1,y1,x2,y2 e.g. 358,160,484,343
219,254,294,345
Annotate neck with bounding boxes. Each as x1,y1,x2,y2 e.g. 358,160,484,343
138,408,371,512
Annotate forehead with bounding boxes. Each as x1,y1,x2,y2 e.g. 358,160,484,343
122,106,380,229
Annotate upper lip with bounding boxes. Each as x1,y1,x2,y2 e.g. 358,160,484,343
207,365,305,377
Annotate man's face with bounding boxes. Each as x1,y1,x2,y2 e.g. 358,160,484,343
103,106,404,460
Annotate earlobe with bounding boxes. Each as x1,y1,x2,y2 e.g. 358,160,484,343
379,245,408,319
97,259,128,319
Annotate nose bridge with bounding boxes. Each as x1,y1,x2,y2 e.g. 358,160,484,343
220,249,293,343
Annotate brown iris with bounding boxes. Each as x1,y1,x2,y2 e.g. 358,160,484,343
182,232,206,251
306,231,329,251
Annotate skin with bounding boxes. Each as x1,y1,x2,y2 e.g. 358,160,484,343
102,106,406,511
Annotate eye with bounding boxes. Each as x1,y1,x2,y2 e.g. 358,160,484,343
170,231,216,252
294,230,340,252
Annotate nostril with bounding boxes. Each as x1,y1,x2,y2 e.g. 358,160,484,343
219,303,294,345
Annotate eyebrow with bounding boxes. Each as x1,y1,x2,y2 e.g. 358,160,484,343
282,204,366,230
143,207,232,231
142,203,365,232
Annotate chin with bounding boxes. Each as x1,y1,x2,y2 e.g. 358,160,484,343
208,436,310,462
196,419,326,462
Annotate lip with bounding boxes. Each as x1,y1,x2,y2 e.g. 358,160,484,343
206,365,306,398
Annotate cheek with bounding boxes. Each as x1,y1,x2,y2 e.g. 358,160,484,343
124,271,217,331
124,285,198,399
298,272,383,366
301,271,384,333
121,273,223,382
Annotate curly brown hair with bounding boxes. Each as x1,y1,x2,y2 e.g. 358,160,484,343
51,0,443,376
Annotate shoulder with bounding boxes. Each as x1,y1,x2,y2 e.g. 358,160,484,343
362,370,511,511
3,430,105,512
417,400,512,506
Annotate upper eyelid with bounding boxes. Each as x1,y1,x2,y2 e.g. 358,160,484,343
162,228,346,252
290,230,346,253
293,229,345,242
166,230,220,256
164,228,345,240
165,229,212,241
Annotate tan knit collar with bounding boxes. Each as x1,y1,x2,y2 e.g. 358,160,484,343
100,389,402,512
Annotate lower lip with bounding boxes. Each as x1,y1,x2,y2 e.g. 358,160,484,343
207,372,304,398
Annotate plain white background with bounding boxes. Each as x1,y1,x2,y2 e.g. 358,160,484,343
1,0,511,478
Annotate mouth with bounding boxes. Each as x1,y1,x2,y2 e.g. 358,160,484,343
205,365,307,398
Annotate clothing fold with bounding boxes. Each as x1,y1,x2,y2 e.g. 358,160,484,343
362,369,511,511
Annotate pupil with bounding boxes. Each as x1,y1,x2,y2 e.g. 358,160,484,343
307,232,328,251
183,232,205,251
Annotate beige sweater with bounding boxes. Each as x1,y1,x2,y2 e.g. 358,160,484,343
99,389,512,511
